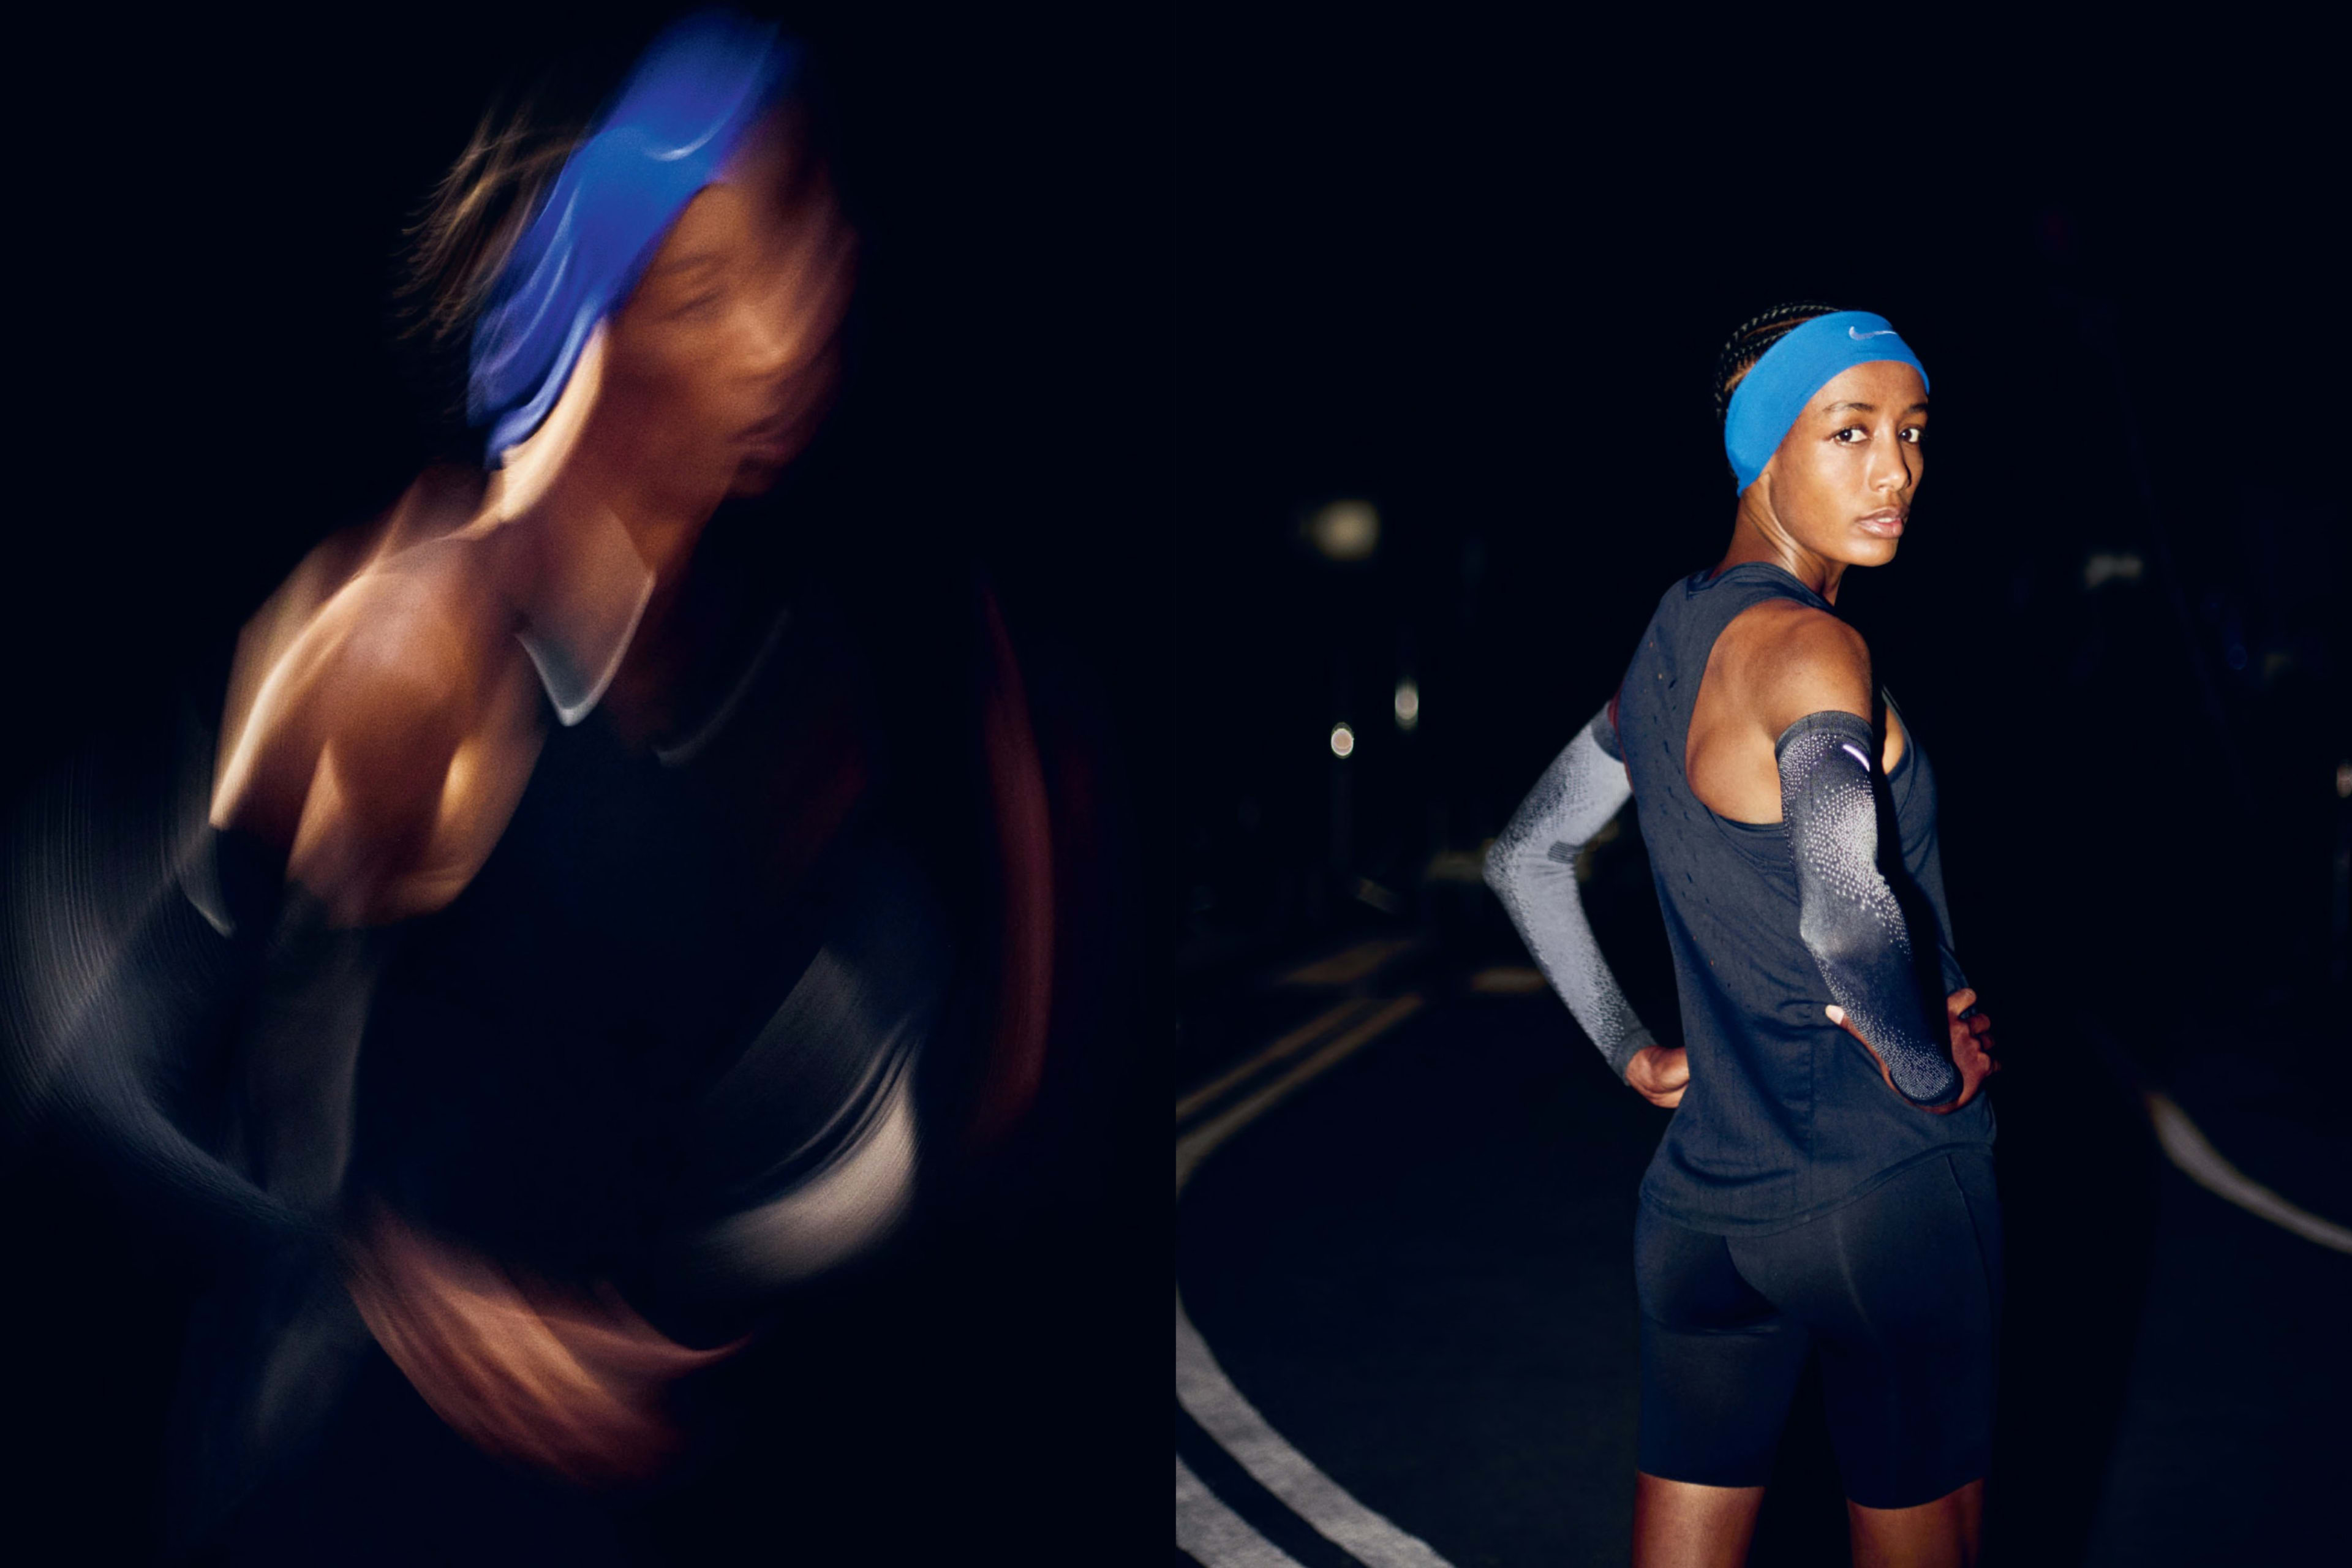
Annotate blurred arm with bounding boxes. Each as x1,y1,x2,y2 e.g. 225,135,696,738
1484,699,1657,1080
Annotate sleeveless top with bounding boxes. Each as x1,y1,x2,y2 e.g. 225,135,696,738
1613,561,1993,1235
349,589,959,1320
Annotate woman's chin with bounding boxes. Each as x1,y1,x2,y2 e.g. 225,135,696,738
1841,535,1901,569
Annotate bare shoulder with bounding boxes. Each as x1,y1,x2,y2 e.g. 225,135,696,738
1717,598,1874,743
212,531,520,850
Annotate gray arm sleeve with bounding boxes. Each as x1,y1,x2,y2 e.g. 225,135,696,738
1484,702,1657,1080
1776,710,1959,1107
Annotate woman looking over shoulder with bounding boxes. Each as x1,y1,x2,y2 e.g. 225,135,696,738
1488,303,2001,1567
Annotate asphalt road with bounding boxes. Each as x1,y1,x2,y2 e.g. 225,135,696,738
1175,944,2350,1566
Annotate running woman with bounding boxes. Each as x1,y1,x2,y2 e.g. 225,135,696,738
1487,303,2002,1567
36,15,1056,1558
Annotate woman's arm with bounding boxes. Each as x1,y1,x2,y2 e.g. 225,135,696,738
1484,698,1659,1082
1758,613,1988,1110
1776,710,1960,1106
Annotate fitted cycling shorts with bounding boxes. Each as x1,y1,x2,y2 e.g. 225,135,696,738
1633,1149,2002,1509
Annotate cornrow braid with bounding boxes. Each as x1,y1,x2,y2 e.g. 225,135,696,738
1710,300,1845,429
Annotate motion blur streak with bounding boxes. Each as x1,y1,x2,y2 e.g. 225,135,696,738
343,1202,739,1487
968,584,1055,1147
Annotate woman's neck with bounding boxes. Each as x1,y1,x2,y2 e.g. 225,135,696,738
1717,494,1844,605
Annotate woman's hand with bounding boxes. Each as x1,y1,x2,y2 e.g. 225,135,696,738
1941,988,1999,1109
1825,989,1999,1115
1626,1044,1690,1109
341,1203,740,1487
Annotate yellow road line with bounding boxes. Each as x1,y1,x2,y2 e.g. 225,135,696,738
1176,993,1425,1196
1278,937,1420,988
1175,997,1374,1125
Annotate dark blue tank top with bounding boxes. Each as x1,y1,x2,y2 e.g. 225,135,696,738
1615,561,1992,1234
349,595,957,1303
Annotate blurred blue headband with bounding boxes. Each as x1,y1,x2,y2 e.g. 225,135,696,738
1722,311,1929,492
469,12,798,464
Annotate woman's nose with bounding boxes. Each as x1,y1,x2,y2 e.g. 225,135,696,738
737,214,851,380
733,269,801,380
1871,431,1917,496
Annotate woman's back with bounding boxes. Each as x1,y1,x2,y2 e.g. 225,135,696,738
1613,560,1990,1233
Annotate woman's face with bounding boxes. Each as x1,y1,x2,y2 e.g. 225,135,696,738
592,107,855,507
1756,359,1929,568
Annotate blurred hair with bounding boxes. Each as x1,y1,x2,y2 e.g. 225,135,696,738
389,42,847,465
392,92,594,459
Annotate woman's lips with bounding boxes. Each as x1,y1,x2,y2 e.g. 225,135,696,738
1856,510,1906,538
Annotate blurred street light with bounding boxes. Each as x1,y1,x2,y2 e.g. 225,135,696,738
1393,678,1420,732
1306,500,1379,562
1330,723,1355,759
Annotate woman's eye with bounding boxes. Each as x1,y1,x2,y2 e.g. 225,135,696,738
1834,426,1866,445
1901,427,1926,445
671,291,723,320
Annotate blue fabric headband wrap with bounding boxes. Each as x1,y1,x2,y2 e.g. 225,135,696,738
469,12,798,464
1722,311,1930,492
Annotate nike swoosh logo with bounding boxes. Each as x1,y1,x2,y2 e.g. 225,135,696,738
1849,326,1897,341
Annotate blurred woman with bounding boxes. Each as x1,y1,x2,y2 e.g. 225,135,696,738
1487,303,2001,1567
47,13,1056,1558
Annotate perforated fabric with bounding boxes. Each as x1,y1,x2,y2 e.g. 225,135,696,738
1613,560,1989,1234
1776,710,1959,1106
1485,706,1657,1079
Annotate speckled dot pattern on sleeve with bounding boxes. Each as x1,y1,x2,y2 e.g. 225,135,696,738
1776,710,1959,1107
1485,706,1657,1079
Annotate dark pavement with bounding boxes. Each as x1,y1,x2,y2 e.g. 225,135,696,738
1175,946,2350,1566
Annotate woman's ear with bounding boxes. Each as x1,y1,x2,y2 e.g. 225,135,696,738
486,323,608,523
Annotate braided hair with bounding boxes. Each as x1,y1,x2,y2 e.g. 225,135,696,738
1708,300,1845,484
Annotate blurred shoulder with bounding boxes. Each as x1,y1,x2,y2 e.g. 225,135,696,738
212,511,523,848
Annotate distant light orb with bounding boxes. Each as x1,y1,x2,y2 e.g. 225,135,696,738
1306,500,1379,562
1393,679,1420,731
1330,723,1355,759
2337,760,2351,799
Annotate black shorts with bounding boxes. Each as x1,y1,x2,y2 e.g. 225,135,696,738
1634,1149,2002,1509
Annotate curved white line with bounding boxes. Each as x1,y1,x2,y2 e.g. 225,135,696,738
1174,992,1450,1568
1177,1291,1450,1568
2145,1091,2352,1254
1177,1455,1309,1568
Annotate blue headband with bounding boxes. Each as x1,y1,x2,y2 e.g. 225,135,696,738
1722,311,1929,492
469,12,798,464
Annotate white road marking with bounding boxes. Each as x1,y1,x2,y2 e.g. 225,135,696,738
1177,1291,1450,1568
1175,991,1453,1568
1177,1455,1309,1568
2144,1091,2352,1255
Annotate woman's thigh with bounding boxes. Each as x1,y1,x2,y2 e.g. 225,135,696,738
1728,1152,2002,1510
